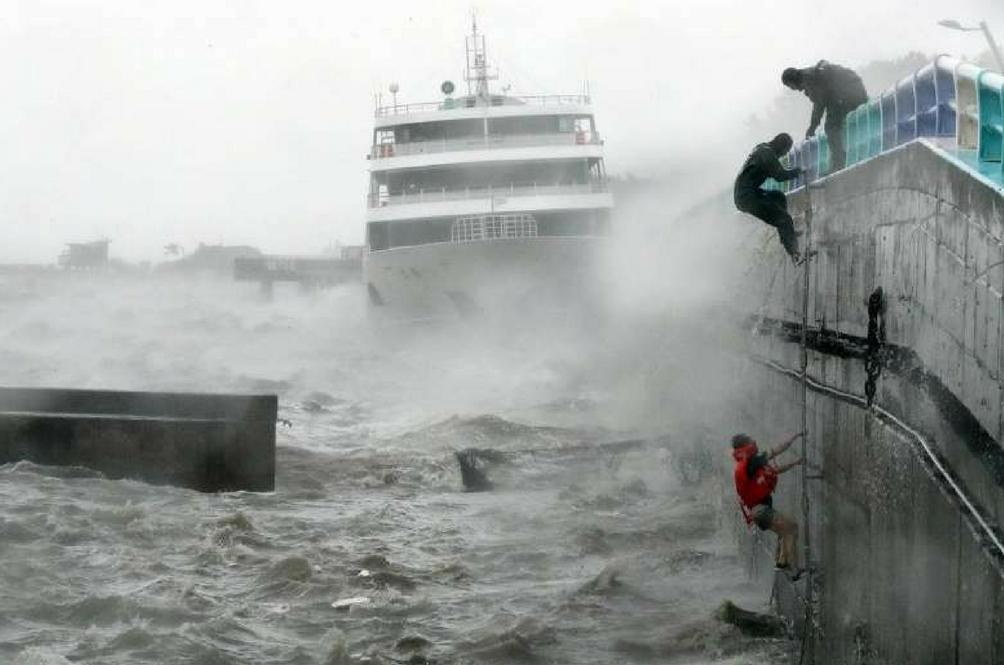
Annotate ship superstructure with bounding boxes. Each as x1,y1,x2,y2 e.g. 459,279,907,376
364,20,613,318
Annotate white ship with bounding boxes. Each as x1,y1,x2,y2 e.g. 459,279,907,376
364,21,614,320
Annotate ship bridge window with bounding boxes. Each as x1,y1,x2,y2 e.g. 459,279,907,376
375,116,599,151
488,115,560,135
483,115,595,137
372,160,599,195
385,120,484,145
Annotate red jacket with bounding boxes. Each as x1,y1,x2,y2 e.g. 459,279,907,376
732,443,778,524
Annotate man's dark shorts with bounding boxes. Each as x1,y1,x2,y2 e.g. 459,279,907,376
751,504,775,530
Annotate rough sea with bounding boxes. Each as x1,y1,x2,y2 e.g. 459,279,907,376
0,272,791,664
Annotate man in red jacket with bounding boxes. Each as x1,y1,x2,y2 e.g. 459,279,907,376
731,432,804,575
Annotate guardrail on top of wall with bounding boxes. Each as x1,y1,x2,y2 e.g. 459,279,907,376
767,56,1004,192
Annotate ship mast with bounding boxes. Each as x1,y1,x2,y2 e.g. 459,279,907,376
464,14,497,103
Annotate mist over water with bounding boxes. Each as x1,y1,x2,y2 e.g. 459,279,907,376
0,198,787,664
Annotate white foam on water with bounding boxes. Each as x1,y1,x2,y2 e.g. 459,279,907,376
0,274,789,664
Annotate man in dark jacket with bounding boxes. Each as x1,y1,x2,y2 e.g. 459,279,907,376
734,133,803,261
782,61,867,172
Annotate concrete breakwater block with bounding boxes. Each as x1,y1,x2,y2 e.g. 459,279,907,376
0,387,276,492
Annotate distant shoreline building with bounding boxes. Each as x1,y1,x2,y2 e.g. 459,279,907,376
58,240,110,270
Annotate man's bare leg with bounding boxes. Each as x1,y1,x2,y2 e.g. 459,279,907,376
770,513,799,569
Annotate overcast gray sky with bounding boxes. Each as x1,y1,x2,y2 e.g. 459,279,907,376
1,0,1002,262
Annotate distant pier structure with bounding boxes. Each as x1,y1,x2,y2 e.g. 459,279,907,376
59,240,110,270
0,387,276,492
234,246,363,296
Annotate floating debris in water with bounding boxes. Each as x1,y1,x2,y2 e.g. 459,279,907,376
716,600,788,637
331,596,371,610
455,447,507,491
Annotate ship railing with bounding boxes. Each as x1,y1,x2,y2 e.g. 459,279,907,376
374,94,592,117
370,131,601,159
367,182,608,208
764,55,1004,192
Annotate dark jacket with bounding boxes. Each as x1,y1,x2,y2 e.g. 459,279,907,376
798,60,868,133
734,143,800,202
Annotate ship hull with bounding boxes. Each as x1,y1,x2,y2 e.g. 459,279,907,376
364,236,607,322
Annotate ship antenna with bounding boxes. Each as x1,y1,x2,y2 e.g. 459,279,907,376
465,11,497,103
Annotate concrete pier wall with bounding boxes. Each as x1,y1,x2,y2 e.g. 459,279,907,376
0,387,277,492
737,140,1004,664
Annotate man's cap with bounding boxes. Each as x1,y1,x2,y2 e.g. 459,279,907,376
781,68,801,86
731,433,754,448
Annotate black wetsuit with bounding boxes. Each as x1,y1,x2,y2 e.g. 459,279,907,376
797,61,868,172
734,144,801,258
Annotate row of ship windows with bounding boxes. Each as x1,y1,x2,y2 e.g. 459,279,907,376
370,160,603,194
367,213,610,251
376,115,596,145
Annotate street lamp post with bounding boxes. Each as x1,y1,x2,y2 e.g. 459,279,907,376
938,19,1004,73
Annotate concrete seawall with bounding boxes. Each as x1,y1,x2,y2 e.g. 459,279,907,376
0,387,277,492
736,140,1004,663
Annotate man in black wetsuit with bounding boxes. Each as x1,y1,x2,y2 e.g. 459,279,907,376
733,132,803,261
782,61,867,172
